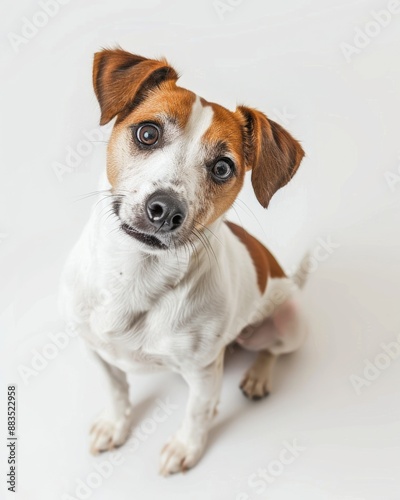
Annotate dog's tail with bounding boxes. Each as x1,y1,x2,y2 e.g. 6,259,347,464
290,251,311,290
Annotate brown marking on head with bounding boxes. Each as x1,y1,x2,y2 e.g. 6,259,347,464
195,101,247,228
107,81,196,185
115,81,196,128
225,221,286,293
93,48,191,186
194,101,305,229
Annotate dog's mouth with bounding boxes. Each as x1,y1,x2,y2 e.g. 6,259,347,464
112,200,168,250
120,223,168,250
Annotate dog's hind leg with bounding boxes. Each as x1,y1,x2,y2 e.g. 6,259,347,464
240,350,276,400
238,298,307,400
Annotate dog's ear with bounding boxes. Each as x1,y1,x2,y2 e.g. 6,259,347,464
93,48,179,125
236,106,305,208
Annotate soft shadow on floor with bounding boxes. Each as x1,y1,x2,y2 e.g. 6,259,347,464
207,345,306,452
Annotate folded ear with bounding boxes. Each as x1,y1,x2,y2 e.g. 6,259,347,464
93,48,179,125
236,106,305,208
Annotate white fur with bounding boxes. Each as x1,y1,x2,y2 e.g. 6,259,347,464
60,98,306,474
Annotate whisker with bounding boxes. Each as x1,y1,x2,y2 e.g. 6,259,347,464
234,198,265,236
73,189,113,202
200,231,220,273
192,227,220,273
187,236,200,274
229,202,246,230
193,219,223,246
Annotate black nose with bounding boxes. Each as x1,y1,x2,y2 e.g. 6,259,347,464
145,191,187,232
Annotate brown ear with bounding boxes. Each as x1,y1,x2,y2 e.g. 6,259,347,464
236,106,305,208
93,48,179,125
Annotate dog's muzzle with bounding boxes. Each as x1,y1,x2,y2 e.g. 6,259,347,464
145,190,187,233
117,190,189,250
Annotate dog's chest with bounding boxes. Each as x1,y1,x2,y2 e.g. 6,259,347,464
88,254,180,335
82,253,220,371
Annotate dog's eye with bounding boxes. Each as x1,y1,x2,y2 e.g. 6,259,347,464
136,123,160,146
211,158,234,181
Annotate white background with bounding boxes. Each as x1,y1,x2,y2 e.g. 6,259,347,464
1,0,400,499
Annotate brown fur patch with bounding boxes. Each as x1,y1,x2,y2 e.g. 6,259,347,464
196,101,246,227
106,82,196,186
225,221,286,293
117,81,196,129
235,106,305,208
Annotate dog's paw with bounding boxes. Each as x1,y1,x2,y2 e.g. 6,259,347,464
240,371,270,401
89,408,133,454
159,435,205,476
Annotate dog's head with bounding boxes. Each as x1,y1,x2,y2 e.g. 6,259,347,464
93,48,304,252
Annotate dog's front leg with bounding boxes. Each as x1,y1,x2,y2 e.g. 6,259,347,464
160,349,224,475
89,352,133,454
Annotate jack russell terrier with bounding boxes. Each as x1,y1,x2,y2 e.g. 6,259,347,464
60,48,307,475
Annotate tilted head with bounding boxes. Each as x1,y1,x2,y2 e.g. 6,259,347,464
93,48,305,253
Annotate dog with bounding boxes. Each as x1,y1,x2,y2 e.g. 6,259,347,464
60,48,307,475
